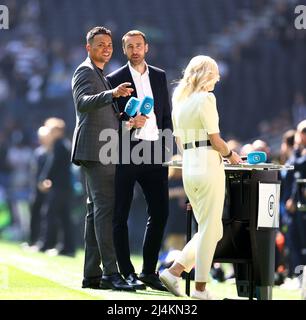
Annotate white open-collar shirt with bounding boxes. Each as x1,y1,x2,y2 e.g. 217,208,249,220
128,61,159,141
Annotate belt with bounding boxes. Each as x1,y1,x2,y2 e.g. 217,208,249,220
183,140,212,150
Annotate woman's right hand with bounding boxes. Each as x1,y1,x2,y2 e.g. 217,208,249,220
227,150,242,164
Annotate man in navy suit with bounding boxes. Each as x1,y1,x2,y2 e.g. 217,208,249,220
107,30,172,291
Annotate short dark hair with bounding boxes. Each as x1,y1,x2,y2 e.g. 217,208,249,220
122,30,147,47
86,26,112,45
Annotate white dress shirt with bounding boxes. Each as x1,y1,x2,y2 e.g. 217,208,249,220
128,61,159,141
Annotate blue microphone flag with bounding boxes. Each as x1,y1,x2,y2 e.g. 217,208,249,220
139,96,154,115
124,97,140,117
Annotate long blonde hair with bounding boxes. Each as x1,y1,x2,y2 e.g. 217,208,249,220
173,55,219,103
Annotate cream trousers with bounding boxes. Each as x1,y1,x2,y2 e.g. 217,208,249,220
176,148,225,282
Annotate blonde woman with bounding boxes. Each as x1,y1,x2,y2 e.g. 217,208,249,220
160,56,241,299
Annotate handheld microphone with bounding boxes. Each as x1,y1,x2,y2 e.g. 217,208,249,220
139,96,154,116
241,151,267,164
120,97,140,121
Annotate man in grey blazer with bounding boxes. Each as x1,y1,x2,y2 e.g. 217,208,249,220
71,26,141,291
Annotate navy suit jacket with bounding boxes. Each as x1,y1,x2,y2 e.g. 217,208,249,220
107,64,173,164
107,64,172,133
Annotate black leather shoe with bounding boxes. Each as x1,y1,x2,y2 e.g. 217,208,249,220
138,272,168,292
125,273,146,290
57,249,76,257
82,277,101,289
100,273,135,291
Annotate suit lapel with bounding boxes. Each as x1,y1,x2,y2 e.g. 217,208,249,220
87,57,120,115
90,58,111,89
148,66,158,104
123,64,138,98
148,66,161,123
85,57,110,89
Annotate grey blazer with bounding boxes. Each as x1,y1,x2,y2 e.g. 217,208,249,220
71,57,119,165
